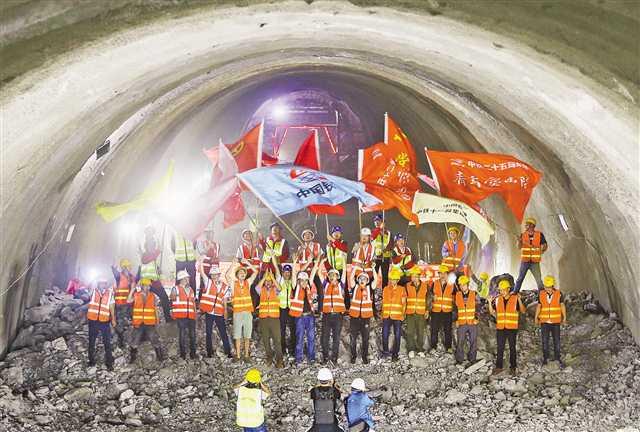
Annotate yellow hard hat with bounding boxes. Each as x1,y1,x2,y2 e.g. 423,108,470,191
140,278,151,286
120,258,131,268
479,272,489,281
447,226,460,234
458,275,470,285
525,217,537,226
246,368,261,384
438,264,449,273
389,268,403,280
498,279,512,290
409,266,422,276
543,275,555,287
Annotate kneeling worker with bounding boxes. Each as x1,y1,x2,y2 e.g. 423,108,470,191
235,368,271,432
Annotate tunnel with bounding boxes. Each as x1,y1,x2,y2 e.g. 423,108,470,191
1,1,639,430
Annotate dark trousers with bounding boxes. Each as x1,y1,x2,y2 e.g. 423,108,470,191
382,318,402,356
349,317,370,361
150,281,172,322
496,329,518,369
175,260,197,295
430,311,453,350
375,258,390,293
114,304,130,348
88,320,113,367
176,318,197,359
321,314,343,362
205,314,231,356
279,307,296,355
260,317,283,362
541,323,561,361
514,261,543,293
455,324,478,363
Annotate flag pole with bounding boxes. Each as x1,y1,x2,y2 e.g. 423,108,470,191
358,202,363,231
274,213,303,245
325,214,330,237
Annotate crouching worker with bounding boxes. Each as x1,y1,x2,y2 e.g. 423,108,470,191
344,378,375,432
235,368,271,432
307,368,345,432
127,278,165,363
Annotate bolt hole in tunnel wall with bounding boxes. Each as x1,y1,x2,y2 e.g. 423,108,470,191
1,1,638,358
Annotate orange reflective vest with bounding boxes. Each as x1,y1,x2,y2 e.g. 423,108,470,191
298,242,322,267
172,285,196,320
200,280,227,315
405,281,429,315
259,286,280,318
289,284,316,318
442,240,465,271
431,280,455,313
87,288,113,322
322,281,346,314
521,231,543,263
352,243,375,273
349,285,374,319
496,295,521,330
233,280,254,313
539,290,562,324
455,291,477,326
132,291,158,327
382,284,406,321
114,272,132,305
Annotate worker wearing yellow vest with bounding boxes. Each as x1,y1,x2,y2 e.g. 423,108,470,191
441,226,466,273
274,263,296,357
390,233,414,283
535,276,567,366
235,368,271,432
111,258,134,348
514,217,548,293
405,266,429,357
381,268,407,361
227,262,259,362
260,223,290,274
429,265,456,352
371,214,392,288
172,231,198,295
489,279,526,375
290,259,321,365
200,265,232,359
324,226,348,282
171,270,198,360
255,270,284,368
137,226,173,322
348,268,378,365
127,278,165,363
454,275,480,365
318,262,348,365
86,277,116,370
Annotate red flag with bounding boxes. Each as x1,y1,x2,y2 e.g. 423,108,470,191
293,131,345,215
358,115,420,224
425,150,542,222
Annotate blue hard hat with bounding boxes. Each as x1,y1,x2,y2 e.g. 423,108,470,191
282,264,292,272
331,226,342,234
373,214,383,222
394,233,404,241
269,222,281,229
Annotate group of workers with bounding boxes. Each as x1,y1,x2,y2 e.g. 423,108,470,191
86,214,566,418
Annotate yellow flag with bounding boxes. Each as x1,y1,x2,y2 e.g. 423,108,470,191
95,160,174,223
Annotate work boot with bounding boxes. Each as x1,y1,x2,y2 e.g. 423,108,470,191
155,347,165,362
363,357,370,365
275,358,284,369
490,368,503,376
392,355,399,362
106,363,114,372
350,356,357,364
509,368,518,376
129,348,138,364
265,355,273,366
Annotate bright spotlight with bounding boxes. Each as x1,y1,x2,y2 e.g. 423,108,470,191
120,222,136,238
88,268,98,281
272,105,288,120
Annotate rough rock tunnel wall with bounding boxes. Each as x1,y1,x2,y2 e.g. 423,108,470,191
1,0,638,357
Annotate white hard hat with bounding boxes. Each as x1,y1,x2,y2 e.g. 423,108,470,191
177,270,190,281
209,266,221,275
360,228,371,236
297,271,309,280
317,368,333,381
301,229,315,238
351,378,366,391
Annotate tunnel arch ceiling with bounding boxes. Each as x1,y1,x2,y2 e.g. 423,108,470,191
1,1,638,355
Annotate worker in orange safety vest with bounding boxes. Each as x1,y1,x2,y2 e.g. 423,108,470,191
489,278,526,376
381,268,407,361
86,276,116,370
111,258,134,348
171,270,198,360
127,278,165,363
429,265,456,353
535,275,567,367
514,217,548,293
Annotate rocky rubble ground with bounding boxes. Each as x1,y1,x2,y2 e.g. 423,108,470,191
1,287,639,432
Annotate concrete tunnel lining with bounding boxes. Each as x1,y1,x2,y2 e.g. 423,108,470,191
1,0,638,357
